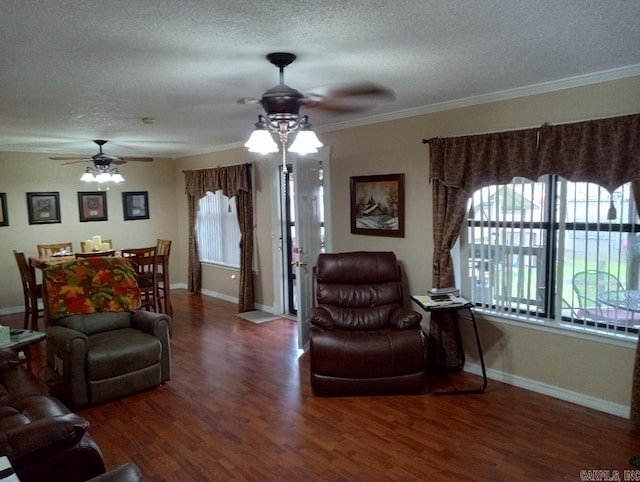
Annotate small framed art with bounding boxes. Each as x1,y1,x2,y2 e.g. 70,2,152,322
350,173,405,237
123,191,149,221
26,192,61,225
0,193,8,226
78,191,108,222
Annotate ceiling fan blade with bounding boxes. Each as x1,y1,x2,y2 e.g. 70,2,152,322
109,157,153,165
322,83,395,100
237,97,261,105
49,156,90,161
301,99,375,113
302,82,395,114
60,159,91,165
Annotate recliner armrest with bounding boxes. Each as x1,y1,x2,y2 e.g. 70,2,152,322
46,325,89,350
389,308,423,330
309,307,334,331
0,413,89,468
131,310,171,336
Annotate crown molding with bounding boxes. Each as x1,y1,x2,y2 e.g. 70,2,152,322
320,64,640,134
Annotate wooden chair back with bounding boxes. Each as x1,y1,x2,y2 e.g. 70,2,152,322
121,246,158,311
155,239,173,317
156,239,172,256
13,250,43,330
37,242,73,257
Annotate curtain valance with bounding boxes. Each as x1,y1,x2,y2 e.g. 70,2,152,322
429,113,640,196
184,163,251,199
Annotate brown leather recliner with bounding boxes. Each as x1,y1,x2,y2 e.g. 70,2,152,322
309,251,426,396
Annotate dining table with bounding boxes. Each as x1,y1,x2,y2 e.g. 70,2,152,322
30,250,172,317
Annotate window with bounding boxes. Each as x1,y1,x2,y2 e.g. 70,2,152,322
196,191,241,268
463,176,640,336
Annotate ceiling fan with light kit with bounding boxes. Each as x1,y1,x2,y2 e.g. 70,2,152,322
50,139,153,185
240,52,394,159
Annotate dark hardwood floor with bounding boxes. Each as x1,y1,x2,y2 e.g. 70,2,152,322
4,290,640,481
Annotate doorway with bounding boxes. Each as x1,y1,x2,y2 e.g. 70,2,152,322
273,147,330,348
280,160,326,316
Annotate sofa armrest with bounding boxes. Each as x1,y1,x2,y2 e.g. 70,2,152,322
131,310,172,382
309,307,334,331
389,308,423,330
0,413,89,468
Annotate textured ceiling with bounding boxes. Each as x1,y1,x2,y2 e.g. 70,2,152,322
1,0,640,159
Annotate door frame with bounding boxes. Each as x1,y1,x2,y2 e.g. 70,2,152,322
270,146,332,319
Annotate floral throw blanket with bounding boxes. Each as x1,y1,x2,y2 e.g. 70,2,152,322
43,257,140,319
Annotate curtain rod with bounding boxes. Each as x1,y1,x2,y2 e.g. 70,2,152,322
182,162,252,173
420,118,632,145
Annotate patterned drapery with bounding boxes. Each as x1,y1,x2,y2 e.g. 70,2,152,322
426,114,640,398
184,163,255,312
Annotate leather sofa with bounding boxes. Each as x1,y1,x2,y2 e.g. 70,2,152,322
0,349,106,482
309,251,426,396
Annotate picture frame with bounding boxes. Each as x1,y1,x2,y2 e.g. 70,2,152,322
78,191,108,222
350,173,405,237
0,193,8,227
26,192,61,225
123,191,150,221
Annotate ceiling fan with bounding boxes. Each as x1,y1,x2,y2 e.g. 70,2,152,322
238,52,395,117
49,140,153,166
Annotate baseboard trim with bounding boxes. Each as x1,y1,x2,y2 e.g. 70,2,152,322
464,362,630,419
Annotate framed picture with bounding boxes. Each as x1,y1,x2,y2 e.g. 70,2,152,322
123,191,149,221
26,192,61,225
78,191,108,222
0,193,8,227
350,173,405,237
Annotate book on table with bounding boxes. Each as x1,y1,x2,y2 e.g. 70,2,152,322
411,288,470,309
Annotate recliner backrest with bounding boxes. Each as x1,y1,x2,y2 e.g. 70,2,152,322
314,251,403,331
42,257,140,322
51,311,133,335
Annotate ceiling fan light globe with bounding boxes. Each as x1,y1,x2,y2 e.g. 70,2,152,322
288,130,323,154
111,171,125,183
80,171,96,182
245,129,278,154
96,172,111,183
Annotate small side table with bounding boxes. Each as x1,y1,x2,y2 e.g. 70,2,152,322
411,296,487,395
1,330,46,370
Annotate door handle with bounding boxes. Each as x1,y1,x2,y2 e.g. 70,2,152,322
291,260,308,267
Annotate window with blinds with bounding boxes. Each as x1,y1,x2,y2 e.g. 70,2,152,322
463,176,640,336
195,191,241,268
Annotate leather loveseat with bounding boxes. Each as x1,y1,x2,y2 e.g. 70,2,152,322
0,349,106,482
309,251,426,396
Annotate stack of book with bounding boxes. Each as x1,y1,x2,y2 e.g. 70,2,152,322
411,287,470,309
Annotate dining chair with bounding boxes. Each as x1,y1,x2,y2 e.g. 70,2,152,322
13,250,43,330
37,242,73,257
80,239,113,253
75,250,116,258
155,239,172,316
121,246,159,311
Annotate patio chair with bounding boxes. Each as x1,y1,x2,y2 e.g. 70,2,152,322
572,270,637,325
